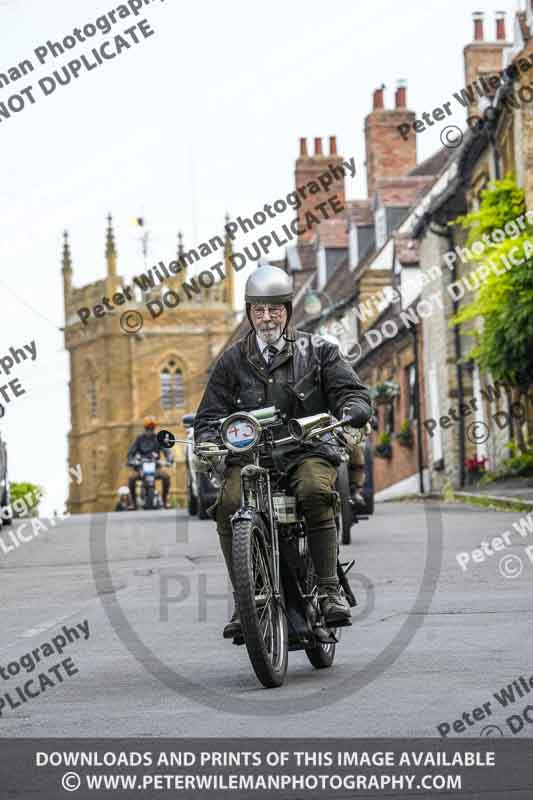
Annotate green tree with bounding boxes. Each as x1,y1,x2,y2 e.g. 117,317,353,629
452,174,533,453
9,482,43,518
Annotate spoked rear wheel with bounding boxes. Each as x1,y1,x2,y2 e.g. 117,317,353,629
304,556,337,669
232,513,288,688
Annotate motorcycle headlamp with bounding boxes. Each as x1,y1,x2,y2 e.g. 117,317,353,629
220,413,261,453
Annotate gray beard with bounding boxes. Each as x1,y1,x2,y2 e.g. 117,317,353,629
256,324,283,345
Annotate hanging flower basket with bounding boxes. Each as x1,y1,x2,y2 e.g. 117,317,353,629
398,434,414,449
375,432,393,459
372,381,400,406
375,442,393,459
396,420,414,449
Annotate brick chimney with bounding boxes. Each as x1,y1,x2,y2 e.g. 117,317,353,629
294,136,346,244
364,82,416,200
495,11,506,41
473,11,484,41
463,11,508,116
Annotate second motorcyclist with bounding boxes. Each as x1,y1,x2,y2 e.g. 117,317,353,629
127,416,173,509
193,264,371,638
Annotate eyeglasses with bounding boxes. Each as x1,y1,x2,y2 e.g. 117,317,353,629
251,305,285,319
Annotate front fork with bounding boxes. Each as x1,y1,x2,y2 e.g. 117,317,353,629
237,464,281,600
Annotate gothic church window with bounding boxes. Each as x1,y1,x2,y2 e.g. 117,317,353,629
161,369,173,409
160,363,185,409
174,370,185,407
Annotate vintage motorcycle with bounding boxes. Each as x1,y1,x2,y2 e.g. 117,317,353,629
194,405,364,689
127,455,171,511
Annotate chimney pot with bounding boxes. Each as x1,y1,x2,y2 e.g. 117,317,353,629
395,80,407,108
329,135,337,155
495,11,506,41
373,87,385,110
299,137,308,157
473,11,484,41
314,137,323,155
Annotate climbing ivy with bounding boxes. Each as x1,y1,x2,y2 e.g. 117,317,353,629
452,174,533,392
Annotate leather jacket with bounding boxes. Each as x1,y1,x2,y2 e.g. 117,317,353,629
128,433,171,463
194,326,372,472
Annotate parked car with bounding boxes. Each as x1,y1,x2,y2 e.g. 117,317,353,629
182,413,219,520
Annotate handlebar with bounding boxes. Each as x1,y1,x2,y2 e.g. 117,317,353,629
194,414,357,459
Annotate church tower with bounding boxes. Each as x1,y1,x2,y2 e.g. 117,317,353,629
63,216,236,512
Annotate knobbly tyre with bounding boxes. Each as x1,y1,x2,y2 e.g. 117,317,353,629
193,405,364,689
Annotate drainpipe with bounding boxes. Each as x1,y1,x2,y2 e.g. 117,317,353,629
430,221,466,488
412,325,425,494
448,226,466,489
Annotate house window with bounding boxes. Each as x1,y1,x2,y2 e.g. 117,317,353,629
161,366,185,409
406,363,417,420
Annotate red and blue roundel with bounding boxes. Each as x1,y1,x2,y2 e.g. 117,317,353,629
225,419,257,448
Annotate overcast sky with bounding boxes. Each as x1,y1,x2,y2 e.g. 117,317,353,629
0,0,522,514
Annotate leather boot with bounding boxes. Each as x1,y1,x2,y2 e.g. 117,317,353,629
306,521,351,625
350,484,367,509
223,593,242,639
320,586,351,625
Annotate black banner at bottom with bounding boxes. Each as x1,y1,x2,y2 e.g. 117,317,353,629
0,738,532,799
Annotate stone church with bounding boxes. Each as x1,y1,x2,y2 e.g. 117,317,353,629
62,217,237,513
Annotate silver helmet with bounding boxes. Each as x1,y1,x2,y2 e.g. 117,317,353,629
244,264,293,305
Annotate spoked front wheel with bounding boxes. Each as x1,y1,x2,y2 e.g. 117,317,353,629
232,513,288,688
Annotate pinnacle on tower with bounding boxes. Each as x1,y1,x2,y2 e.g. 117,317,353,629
62,230,72,272
224,212,233,257
177,230,188,282
61,229,73,315
223,212,235,311
106,213,117,277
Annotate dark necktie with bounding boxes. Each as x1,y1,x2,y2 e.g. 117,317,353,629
266,345,278,365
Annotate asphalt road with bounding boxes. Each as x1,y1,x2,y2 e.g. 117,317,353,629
1,500,532,738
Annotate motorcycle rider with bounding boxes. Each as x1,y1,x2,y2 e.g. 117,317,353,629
127,416,173,509
194,264,371,638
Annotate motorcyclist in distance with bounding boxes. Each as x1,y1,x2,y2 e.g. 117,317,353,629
127,416,173,509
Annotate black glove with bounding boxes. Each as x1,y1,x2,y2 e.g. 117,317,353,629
342,403,370,428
